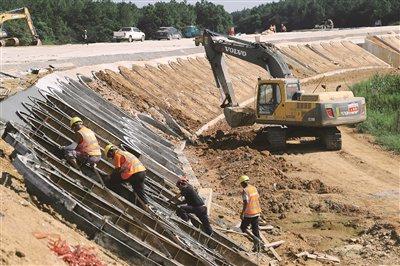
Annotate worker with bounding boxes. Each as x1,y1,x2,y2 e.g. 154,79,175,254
239,175,262,252
326,19,334,29
63,117,101,169
171,177,213,235
82,29,88,45
104,144,148,207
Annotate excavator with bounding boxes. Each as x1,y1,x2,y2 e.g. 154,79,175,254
203,29,366,151
0,7,41,46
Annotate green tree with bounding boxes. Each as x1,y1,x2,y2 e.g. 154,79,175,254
195,0,232,33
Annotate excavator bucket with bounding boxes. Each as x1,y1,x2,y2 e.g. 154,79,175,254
223,106,256,128
33,38,42,46
1,37,19,46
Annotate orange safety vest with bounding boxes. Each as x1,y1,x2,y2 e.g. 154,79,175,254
243,185,261,217
76,126,101,156
114,150,146,180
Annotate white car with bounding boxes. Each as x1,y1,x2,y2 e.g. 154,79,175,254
113,27,145,42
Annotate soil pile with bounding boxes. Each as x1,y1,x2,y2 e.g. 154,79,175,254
88,56,267,131
277,40,388,77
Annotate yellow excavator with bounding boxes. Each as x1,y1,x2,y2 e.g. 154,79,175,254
0,7,41,46
203,29,366,151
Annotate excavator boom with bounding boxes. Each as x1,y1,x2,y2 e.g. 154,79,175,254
203,29,292,108
203,29,295,127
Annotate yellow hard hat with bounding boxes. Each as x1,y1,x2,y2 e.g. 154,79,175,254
239,175,250,183
104,144,117,158
70,116,83,127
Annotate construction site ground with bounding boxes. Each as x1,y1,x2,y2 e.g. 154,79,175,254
1,29,399,265
86,57,399,264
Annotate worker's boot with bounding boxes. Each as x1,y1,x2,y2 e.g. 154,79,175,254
251,240,262,252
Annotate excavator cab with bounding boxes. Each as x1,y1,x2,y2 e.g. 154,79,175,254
224,78,302,128
256,78,301,120
257,80,283,116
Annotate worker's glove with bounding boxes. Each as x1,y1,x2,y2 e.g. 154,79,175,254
240,213,245,220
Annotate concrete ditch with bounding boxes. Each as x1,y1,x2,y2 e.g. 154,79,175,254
0,73,261,265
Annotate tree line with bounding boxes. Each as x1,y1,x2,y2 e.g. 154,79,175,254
0,0,232,44
232,0,400,34
1,0,398,45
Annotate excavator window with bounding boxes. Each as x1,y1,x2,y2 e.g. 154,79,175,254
286,83,300,100
258,83,281,115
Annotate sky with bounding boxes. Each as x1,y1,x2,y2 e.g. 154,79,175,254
113,0,276,13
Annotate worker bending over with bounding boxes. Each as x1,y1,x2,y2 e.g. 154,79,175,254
63,117,101,169
104,144,148,208
239,175,262,252
171,178,213,235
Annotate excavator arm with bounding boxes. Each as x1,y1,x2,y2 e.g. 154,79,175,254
0,7,41,46
203,29,292,108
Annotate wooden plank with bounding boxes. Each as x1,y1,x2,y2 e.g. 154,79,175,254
215,227,247,236
297,251,340,263
259,225,274,231
259,232,282,261
242,229,282,261
264,240,284,248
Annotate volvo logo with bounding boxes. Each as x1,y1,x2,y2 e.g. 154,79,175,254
224,47,247,57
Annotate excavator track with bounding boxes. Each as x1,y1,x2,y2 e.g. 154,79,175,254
321,127,342,151
266,126,287,151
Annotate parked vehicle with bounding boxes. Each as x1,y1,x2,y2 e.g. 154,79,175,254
154,27,182,40
113,27,145,42
182,25,200,38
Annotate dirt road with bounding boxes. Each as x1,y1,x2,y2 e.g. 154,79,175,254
283,127,400,221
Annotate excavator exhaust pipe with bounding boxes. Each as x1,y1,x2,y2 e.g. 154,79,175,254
224,106,256,128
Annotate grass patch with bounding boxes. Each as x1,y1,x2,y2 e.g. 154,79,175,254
351,73,400,153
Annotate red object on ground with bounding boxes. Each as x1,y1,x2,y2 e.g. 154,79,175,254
33,232,104,266
49,238,105,266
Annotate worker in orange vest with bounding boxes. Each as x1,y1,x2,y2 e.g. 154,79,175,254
239,175,262,252
104,144,148,207
63,117,101,168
